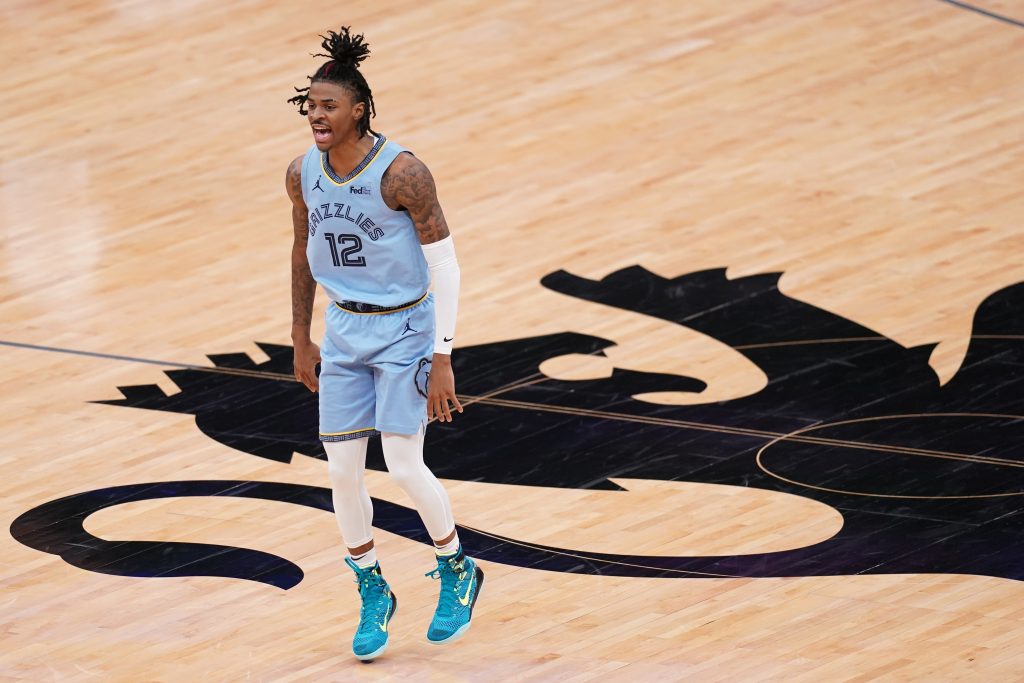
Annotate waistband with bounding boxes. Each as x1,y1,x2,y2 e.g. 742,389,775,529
334,291,429,315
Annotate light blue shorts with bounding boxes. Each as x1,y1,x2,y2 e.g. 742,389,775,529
319,292,434,441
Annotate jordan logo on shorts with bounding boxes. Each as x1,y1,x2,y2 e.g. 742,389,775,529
401,319,417,336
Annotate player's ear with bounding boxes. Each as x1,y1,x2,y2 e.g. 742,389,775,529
352,101,365,123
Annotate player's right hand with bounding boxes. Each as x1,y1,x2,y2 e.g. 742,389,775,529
293,339,321,392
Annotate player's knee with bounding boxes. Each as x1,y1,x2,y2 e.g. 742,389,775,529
386,463,420,492
327,458,362,489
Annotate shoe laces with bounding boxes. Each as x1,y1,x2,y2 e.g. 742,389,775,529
352,570,389,630
425,556,468,617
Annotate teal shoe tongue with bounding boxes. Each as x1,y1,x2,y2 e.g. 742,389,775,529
442,549,464,568
345,556,381,575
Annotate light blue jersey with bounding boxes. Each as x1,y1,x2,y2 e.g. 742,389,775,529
300,134,435,440
301,135,430,306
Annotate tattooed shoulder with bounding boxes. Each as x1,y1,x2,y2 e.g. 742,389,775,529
381,153,450,244
285,155,305,207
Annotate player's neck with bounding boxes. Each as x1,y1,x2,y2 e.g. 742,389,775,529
326,133,376,177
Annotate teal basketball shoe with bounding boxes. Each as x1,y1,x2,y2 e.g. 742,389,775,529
424,548,484,644
344,557,398,661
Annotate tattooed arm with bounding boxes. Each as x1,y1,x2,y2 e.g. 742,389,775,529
286,155,321,392
381,153,464,422
380,153,451,243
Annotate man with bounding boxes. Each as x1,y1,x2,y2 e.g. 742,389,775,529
285,27,483,662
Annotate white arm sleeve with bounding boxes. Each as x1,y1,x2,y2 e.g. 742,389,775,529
421,235,461,355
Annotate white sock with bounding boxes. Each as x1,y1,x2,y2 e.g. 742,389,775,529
350,547,378,569
434,534,460,557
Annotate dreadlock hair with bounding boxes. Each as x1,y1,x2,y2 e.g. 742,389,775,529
288,26,377,137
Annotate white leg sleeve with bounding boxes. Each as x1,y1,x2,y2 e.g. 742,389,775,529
380,426,456,541
323,438,375,548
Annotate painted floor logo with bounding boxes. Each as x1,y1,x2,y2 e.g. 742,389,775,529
10,266,1024,588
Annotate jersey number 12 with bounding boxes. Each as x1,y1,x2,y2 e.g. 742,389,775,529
323,233,366,267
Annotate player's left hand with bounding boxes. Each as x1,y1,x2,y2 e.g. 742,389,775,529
428,354,463,422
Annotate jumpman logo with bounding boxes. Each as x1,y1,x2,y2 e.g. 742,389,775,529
313,176,325,193
401,319,417,336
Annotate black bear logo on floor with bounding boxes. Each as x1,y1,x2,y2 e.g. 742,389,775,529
10,266,1024,588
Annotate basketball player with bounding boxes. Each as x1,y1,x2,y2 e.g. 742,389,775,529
285,27,483,662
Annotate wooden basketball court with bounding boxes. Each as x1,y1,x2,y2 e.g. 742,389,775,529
2,1,1023,680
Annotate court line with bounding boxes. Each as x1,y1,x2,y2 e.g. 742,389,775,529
460,523,738,579
3,338,1021,468
5,335,1021,379
755,450,1021,500
755,413,1024,499
0,340,282,381
734,336,886,350
734,334,1024,351
471,397,1024,469
937,0,1024,29
0,339,578,389
427,370,561,425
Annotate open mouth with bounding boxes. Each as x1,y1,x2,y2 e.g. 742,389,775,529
312,125,332,143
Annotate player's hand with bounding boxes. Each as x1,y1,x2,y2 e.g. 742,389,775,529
293,338,321,392
428,354,463,422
